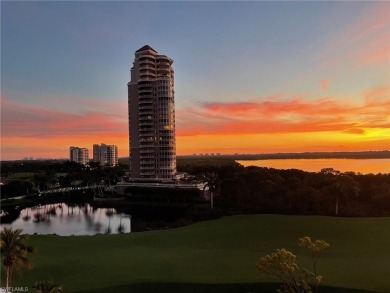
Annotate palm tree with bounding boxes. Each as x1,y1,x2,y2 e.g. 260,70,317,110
33,280,63,293
203,173,220,209
1,227,36,291
105,208,114,234
118,213,124,233
22,208,31,222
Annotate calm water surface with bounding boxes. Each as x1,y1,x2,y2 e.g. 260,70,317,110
237,158,390,174
0,203,131,236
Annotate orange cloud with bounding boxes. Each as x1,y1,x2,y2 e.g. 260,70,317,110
1,97,128,138
1,96,129,159
177,132,390,155
1,134,129,160
2,86,389,160
176,87,389,137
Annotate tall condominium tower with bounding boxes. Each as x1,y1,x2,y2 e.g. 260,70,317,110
93,143,118,167
128,45,176,179
69,147,89,165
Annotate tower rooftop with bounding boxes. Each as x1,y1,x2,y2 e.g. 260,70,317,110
136,45,158,53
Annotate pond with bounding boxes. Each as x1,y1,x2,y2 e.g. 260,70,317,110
0,203,131,236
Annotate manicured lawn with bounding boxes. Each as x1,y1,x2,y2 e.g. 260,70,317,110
7,215,390,293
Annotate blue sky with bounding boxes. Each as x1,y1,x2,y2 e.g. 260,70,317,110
1,1,389,159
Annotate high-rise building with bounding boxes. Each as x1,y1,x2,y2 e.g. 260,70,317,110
128,45,176,179
93,143,118,167
106,145,118,167
93,144,100,163
69,147,89,165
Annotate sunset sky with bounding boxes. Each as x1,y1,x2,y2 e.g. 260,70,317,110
1,1,389,160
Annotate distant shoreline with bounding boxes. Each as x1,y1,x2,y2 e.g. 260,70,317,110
179,150,390,160
1,150,389,163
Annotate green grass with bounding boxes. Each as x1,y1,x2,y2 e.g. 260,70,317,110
6,215,390,293
5,172,36,180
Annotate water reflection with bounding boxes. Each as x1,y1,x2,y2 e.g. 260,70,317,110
0,203,131,236
237,158,390,174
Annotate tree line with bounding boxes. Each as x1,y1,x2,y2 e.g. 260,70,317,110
177,158,390,217
1,158,389,217
1,160,127,199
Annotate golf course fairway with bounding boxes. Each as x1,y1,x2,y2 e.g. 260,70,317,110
7,215,390,293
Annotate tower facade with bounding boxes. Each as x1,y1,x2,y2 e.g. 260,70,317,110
128,45,176,179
